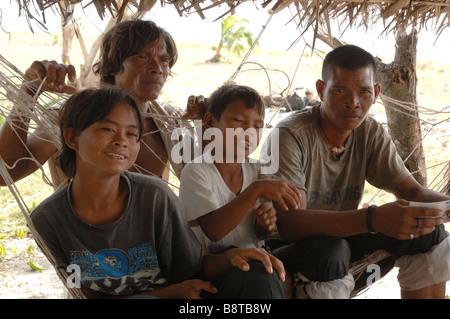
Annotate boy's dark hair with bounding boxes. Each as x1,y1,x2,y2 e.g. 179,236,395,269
93,19,178,85
322,45,376,81
207,84,265,120
57,87,143,178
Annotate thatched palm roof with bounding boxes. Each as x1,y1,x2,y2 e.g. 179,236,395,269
14,1,450,38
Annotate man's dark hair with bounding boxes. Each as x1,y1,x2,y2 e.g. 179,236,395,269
207,84,265,120
57,87,143,178
93,19,178,85
322,45,376,81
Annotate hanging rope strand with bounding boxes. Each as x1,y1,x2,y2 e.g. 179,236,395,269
227,12,274,84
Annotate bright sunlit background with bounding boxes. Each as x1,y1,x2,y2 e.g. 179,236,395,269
1,1,449,63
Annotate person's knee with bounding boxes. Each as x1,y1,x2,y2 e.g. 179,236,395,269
312,236,350,263
214,261,286,299
271,236,350,282
396,233,450,291
312,236,351,281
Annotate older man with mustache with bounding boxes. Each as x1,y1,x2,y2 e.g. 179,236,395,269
0,19,205,188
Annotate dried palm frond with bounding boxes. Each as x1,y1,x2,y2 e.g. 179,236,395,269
12,1,450,40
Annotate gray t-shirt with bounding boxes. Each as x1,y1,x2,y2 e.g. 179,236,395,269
30,171,203,296
261,105,412,211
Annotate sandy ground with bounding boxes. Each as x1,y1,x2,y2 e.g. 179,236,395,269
0,235,409,299
0,237,63,299
1,234,449,299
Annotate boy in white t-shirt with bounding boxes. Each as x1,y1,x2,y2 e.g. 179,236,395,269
179,84,302,297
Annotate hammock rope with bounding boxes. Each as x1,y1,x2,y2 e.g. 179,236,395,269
0,155,86,299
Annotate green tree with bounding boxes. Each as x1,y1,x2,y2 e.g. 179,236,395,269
208,15,256,62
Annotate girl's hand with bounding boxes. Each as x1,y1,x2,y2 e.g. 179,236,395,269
225,247,286,282
172,279,218,299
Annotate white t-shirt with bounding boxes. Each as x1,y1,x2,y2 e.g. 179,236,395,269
179,152,263,254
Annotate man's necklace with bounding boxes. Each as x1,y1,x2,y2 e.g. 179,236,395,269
319,122,346,157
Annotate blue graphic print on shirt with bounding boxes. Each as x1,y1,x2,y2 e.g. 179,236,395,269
70,242,159,281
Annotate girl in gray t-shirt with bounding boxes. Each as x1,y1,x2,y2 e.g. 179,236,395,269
31,87,286,299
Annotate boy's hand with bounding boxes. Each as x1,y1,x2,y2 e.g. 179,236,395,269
225,247,286,282
253,200,277,232
254,179,301,211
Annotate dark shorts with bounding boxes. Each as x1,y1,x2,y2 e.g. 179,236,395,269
269,224,447,290
202,260,287,299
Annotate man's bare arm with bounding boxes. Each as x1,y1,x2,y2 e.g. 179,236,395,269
275,188,445,242
0,116,57,185
0,60,76,186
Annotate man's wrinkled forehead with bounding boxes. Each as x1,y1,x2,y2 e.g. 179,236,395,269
322,63,376,83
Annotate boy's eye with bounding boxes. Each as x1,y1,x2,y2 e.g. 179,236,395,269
101,127,115,132
233,118,244,122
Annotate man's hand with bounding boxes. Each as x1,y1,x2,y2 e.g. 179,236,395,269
22,60,77,96
181,95,208,120
372,199,445,240
225,247,286,282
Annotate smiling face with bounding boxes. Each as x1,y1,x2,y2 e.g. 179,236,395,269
316,65,381,133
66,103,141,177
114,37,170,104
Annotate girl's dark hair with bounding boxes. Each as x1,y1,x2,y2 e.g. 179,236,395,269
322,45,377,81
207,84,265,120
57,87,143,178
92,19,178,85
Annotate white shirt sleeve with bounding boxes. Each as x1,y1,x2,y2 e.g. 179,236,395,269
179,162,220,223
